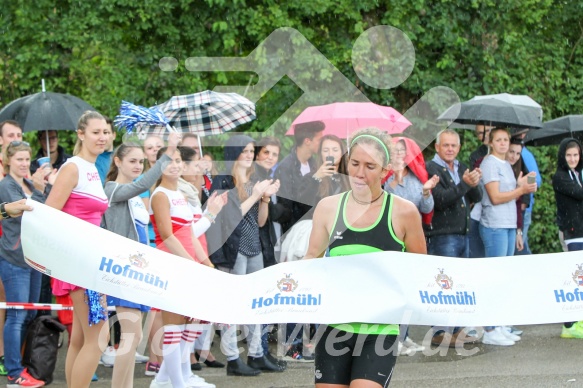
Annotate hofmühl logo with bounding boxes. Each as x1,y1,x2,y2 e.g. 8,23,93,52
277,273,298,292
419,268,476,305
554,264,583,303
129,252,148,269
572,264,583,286
435,268,453,290
251,274,321,309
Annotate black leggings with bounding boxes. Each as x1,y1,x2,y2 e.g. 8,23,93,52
315,325,397,387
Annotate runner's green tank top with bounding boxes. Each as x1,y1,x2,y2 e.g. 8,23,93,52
328,191,404,335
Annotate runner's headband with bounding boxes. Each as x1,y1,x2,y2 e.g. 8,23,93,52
350,135,390,165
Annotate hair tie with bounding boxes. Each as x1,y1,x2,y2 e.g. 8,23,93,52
350,134,390,164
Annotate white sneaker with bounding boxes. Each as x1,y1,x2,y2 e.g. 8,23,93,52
397,341,414,356
503,325,523,336
135,352,149,364
482,327,515,346
150,378,172,388
403,336,425,352
500,326,521,341
100,346,116,367
185,373,216,388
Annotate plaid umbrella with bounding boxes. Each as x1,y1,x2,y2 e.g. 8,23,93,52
136,90,255,138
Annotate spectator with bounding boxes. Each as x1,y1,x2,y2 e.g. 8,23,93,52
275,121,325,233
31,130,71,175
479,127,536,346
274,121,324,361
552,138,583,338
199,153,217,205
254,136,290,368
0,120,23,376
298,134,350,219
31,129,71,320
507,138,531,237
45,111,110,387
469,125,492,170
384,136,439,355
206,135,283,376
102,133,179,388
143,135,164,173
282,134,350,261
0,141,52,388
468,125,493,258
138,134,166,374
95,116,116,185
149,146,215,388
177,146,227,372
180,134,205,202
426,129,482,347
514,132,541,255
0,121,23,171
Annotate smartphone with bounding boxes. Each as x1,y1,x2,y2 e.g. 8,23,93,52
527,175,536,184
325,156,335,166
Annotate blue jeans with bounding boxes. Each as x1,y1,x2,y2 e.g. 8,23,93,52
515,209,532,255
0,259,42,377
427,234,468,336
427,234,469,258
479,225,516,257
469,219,485,258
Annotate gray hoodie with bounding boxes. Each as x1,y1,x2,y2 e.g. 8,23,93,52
101,154,171,241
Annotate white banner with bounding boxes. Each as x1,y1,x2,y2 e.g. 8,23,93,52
21,200,583,326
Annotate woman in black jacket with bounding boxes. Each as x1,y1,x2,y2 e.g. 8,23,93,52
206,135,283,376
552,138,583,338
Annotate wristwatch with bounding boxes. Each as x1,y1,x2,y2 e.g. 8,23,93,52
0,202,10,219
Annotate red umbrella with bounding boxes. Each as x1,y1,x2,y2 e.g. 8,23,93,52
286,102,411,138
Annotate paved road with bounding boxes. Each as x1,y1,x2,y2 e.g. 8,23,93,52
3,323,583,387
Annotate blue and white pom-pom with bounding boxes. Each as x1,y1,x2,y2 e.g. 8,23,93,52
114,101,172,134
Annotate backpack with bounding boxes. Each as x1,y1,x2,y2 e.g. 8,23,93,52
22,315,66,385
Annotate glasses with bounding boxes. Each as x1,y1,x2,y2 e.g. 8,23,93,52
7,141,30,150
394,148,407,155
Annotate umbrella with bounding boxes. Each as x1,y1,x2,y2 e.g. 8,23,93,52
0,80,95,162
285,102,411,138
135,90,256,139
524,115,583,146
471,93,543,120
438,98,543,129
0,81,95,132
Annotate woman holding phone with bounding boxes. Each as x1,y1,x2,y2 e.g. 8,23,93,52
298,134,350,218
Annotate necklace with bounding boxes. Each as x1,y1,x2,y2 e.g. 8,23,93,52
351,191,384,205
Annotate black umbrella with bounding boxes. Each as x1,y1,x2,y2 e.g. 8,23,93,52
524,115,583,146
0,90,95,132
438,98,543,129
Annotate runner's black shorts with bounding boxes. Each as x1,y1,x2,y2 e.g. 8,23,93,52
314,325,397,386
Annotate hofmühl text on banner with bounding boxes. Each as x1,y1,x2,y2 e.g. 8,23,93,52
20,200,583,326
